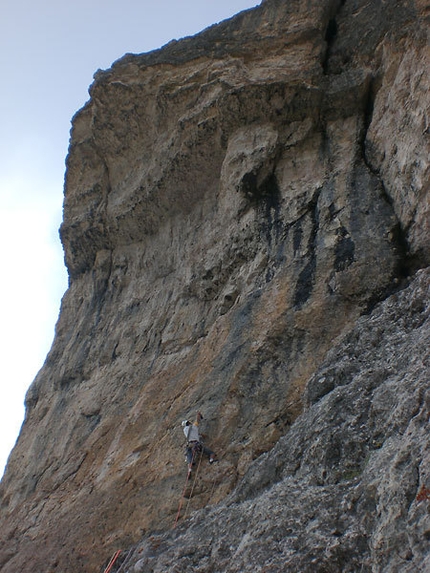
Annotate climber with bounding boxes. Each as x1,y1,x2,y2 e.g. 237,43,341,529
182,411,216,475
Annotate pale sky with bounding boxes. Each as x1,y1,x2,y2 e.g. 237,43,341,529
0,0,260,477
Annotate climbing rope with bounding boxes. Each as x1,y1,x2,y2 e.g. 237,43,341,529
174,451,195,527
173,444,203,528
116,547,137,573
183,446,204,521
103,549,122,573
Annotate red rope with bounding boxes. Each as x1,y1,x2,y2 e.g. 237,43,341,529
104,549,122,573
174,445,201,528
183,447,203,521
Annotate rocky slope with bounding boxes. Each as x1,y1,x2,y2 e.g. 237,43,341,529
0,0,428,572
118,267,430,573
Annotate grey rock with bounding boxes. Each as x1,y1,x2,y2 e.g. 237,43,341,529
125,268,430,573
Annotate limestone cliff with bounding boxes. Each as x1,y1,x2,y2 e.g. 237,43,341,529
0,1,428,572
113,267,430,573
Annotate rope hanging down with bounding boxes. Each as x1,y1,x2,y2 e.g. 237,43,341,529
183,446,204,521
174,446,203,528
103,550,122,573
115,547,138,573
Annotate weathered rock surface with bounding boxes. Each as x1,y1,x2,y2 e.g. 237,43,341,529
0,0,428,572
122,267,430,573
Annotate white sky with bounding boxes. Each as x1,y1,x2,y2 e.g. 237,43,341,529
0,0,259,478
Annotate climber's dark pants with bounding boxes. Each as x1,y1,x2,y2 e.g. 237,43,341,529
186,441,214,465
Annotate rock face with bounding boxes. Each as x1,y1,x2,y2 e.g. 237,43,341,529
122,267,430,573
0,1,428,572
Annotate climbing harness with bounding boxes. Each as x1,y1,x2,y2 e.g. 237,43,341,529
103,549,122,573
188,441,202,461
